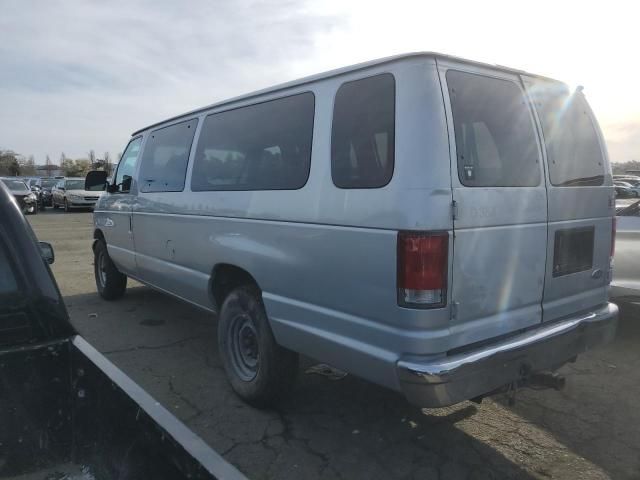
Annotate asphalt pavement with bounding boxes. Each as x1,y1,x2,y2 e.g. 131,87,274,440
28,209,640,480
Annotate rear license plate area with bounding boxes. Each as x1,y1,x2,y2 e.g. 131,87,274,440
553,227,594,277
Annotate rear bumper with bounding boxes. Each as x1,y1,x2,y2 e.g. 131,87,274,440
397,302,618,407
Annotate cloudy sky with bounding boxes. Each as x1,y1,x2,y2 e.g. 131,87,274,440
1,0,638,164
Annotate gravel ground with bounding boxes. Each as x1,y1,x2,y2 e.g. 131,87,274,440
28,209,640,480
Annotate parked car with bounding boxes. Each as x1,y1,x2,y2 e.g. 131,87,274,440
611,200,640,298
614,180,640,197
0,177,38,214
52,177,102,211
33,177,60,208
85,52,618,408
615,184,635,198
0,180,244,480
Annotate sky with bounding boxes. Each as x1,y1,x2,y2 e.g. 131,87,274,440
1,0,638,164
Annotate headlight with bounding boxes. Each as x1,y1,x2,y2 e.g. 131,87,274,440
68,194,81,200
27,193,37,201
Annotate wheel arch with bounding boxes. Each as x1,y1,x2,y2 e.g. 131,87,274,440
209,263,261,311
93,228,105,252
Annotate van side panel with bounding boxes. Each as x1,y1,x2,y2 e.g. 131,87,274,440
130,58,455,390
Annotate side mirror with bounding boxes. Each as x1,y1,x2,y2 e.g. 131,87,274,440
39,242,55,264
85,170,108,192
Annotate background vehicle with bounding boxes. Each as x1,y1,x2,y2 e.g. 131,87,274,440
614,180,640,197
612,200,640,298
615,184,635,198
87,52,617,409
34,176,60,208
0,180,244,479
52,177,102,211
0,177,38,214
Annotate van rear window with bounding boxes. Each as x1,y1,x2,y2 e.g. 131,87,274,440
533,85,604,187
447,70,541,187
191,92,314,191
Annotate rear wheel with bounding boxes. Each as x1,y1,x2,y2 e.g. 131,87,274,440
218,286,298,407
94,241,127,300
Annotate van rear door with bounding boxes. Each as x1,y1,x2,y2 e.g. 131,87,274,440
523,78,614,322
438,61,548,345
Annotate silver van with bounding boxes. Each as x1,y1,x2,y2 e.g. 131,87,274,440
86,52,618,408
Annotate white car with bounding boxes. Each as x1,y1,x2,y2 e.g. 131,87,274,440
52,177,102,211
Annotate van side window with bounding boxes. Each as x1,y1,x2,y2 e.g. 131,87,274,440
535,89,604,186
114,137,142,193
331,73,395,189
447,70,541,187
191,92,314,191
139,119,198,193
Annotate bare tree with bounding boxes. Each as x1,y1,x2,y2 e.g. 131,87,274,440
45,154,51,177
88,150,96,169
18,155,37,175
60,152,67,167
104,152,111,175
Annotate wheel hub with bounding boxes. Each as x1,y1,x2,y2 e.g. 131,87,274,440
228,314,260,381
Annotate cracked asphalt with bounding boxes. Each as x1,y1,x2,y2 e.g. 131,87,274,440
29,210,640,480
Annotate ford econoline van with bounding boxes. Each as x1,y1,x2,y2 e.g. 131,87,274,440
86,52,618,408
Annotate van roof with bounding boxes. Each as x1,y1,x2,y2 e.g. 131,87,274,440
132,51,564,136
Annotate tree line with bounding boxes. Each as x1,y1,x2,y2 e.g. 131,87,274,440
0,149,120,177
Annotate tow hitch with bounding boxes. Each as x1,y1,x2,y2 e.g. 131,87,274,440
471,369,566,406
507,370,566,405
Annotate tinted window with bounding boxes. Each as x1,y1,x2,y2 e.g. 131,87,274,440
139,119,198,192
114,137,142,193
1,179,28,191
191,93,314,191
534,87,604,186
447,70,541,187
65,180,85,190
39,179,57,188
331,74,395,189
0,244,18,295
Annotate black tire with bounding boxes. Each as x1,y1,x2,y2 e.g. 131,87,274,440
94,240,127,300
52,199,59,209
218,286,298,407
64,199,70,212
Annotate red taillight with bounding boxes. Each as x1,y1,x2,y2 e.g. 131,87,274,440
397,231,448,307
611,217,617,257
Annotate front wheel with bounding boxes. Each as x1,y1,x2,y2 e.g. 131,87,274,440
94,241,127,300
64,199,70,212
218,286,299,407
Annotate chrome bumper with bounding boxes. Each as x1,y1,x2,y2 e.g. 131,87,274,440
397,302,618,407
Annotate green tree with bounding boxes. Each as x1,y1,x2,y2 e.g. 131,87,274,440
0,150,20,176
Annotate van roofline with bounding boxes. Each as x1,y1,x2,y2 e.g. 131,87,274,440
131,51,565,136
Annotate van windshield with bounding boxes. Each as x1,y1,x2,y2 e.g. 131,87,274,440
533,84,605,187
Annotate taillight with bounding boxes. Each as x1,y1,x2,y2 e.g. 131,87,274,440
397,231,448,308
611,217,617,258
